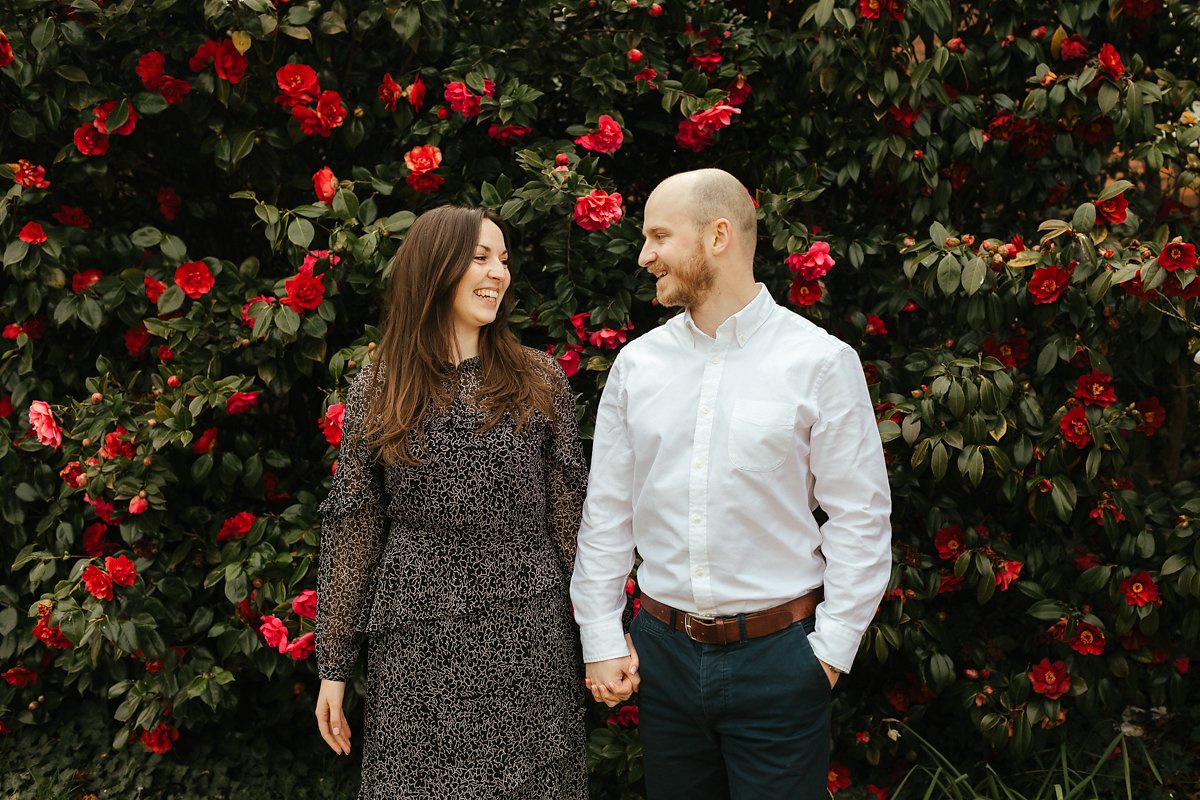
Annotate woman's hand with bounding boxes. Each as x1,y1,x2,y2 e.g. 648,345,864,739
315,679,352,755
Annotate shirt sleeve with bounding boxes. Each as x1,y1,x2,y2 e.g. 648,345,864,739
315,366,389,681
542,359,588,579
806,345,893,673
570,355,638,663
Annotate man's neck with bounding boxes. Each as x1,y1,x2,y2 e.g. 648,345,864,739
688,280,760,339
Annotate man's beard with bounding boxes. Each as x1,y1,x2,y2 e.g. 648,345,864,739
657,245,715,308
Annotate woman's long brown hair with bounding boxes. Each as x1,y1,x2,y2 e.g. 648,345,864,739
359,205,557,465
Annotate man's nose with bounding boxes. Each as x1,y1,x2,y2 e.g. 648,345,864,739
638,246,655,268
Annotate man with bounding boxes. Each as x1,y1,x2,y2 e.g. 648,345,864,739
571,169,892,798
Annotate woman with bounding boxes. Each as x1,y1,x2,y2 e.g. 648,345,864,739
314,206,588,798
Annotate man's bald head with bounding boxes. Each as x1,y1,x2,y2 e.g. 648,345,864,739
651,169,757,257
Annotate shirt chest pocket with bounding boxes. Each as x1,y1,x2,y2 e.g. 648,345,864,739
727,400,796,472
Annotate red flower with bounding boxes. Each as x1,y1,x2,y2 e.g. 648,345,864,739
53,205,90,227
92,100,138,136
864,313,887,336
1097,44,1124,79
282,271,326,312
74,123,109,156
2,667,37,688
293,90,347,137
827,762,852,794
573,189,624,231
128,496,149,515
1096,192,1128,225
157,187,181,221
444,80,491,117
1121,0,1162,17
788,276,823,307
1059,406,1092,448
1028,658,1071,699
226,391,259,415
994,560,1023,590
0,29,12,68
1073,116,1114,145
689,103,740,137
259,615,289,652
1028,265,1070,304
106,554,136,586
1069,622,1106,655
136,51,165,85
125,324,151,358
157,345,174,362
1060,34,1089,62
242,295,276,326
217,511,257,542
934,525,964,560
982,335,1029,368
285,631,316,660
9,159,50,189
214,39,247,84
378,73,402,111
635,67,658,87
786,242,836,281
687,52,722,73
888,102,920,137
726,76,752,106
1157,242,1196,272
0,394,12,417
18,222,46,244
321,402,345,447
193,426,218,454
404,144,442,176
72,269,103,294
82,565,114,600
33,618,72,649
405,172,445,193
60,461,86,489
1073,370,1116,407
1133,396,1165,436
487,124,531,143
144,275,166,303
576,114,625,154
276,63,319,110
407,75,426,111
1120,571,1161,607
607,705,639,727
155,76,191,105
140,724,179,754
313,166,337,204
189,39,218,73
174,261,214,299
291,589,318,620
867,785,891,800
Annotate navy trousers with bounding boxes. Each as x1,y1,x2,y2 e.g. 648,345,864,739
630,608,832,800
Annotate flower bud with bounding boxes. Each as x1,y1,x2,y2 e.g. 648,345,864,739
1178,515,1190,528
1031,25,1047,39
649,3,663,15
913,149,923,160
944,237,961,248
556,153,569,165
82,438,92,447
1040,71,1057,87
902,237,916,247
167,375,180,388
961,234,975,246
143,457,153,466
628,49,644,63
946,37,966,54
368,341,377,350
627,0,637,7
353,106,364,118
147,419,157,427
347,359,357,369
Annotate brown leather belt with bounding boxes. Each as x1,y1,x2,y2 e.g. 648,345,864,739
639,589,823,646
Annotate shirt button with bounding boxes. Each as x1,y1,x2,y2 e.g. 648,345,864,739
694,458,705,469
691,514,702,525
700,405,711,415
710,355,720,365
694,566,705,577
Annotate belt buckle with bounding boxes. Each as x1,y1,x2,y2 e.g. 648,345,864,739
683,612,717,642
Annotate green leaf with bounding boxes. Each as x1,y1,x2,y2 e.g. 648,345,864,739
288,218,315,249
1097,82,1120,114
961,257,986,294
936,254,961,295
157,284,185,314
1096,180,1133,203
1071,202,1096,232
1161,553,1188,576
161,235,187,261
276,306,301,336
131,226,164,247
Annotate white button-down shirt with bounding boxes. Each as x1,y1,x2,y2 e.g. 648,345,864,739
571,285,892,673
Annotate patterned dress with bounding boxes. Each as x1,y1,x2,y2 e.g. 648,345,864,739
316,350,589,799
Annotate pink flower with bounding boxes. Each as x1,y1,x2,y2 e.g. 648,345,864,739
285,631,315,660
128,496,149,515
575,114,625,154
588,327,628,349
28,401,62,448
321,402,345,447
573,189,624,231
259,615,289,652
291,589,318,620
785,241,836,281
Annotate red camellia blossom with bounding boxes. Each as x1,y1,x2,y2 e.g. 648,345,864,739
934,525,964,560
1028,265,1070,304
125,323,151,358
144,275,166,303
1028,658,1071,699
1095,192,1128,225
404,144,442,177
276,63,319,109
982,335,1029,368
259,615,290,652
293,90,347,137
193,426,218,455
155,76,191,105
60,461,86,489
573,189,624,231
189,39,218,72
827,762,852,793
2,667,37,688
128,496,149,515
1059,405,1092,448
321,402,345,447
994,560,1023,590
285,631,316,660
859,0,904,19
73,269,103,294
1074,116,1114,145
226,391,259,414
576,114,625,154
217,511,257,542
865,314,888,337
34,617,72,649
18,222,46,244
174,261,215,299
589,327,629,349
1133,396,1165,436
28,400,62,448
74,123,109,156
444,79,493,117
1060,34,1089,62
607,705,639,727
789,276,823,307
1121,0,1162,16
140,723,179,754
0,29,13,68
888,102,920,137
1069,622,1106,655
1120,571,1161,607
9,159,51,189
292,589,318,620
408,75,426,111
635,67,658,87
92,100,138,136
488,124,531,143
549,344,583,378
378,73,402,111
214,39,247,83
157,187,181,221
82,525,110,557
786,241,836,281
687,52,722,73
406,172,445,193
313,166,337,204
1157,241,1196,271
282,271,326,312
1097,44,1124,79
53,205,90,227
136,51,165,85
106,555,137,586
82,564,114,601
242,295,276,326
1073,370,1116,407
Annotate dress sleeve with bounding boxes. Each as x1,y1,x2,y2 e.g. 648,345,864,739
542,359,588,579
316,366,388,681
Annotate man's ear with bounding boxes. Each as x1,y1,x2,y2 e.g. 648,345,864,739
710,217,733,255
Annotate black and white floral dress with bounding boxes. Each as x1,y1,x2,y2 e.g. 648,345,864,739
315,350,588,799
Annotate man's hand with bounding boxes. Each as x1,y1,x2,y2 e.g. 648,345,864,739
585,634,640,706
315,679,352,755
817,659,840,689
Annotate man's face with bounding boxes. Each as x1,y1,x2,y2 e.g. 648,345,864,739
638,191,715,309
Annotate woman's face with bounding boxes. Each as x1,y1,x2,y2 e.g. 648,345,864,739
450,218,511,338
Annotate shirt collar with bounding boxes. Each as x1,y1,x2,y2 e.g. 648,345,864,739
683,284,776,348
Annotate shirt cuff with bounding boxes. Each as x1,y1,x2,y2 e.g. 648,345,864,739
807,618,864,675
579,620,632,663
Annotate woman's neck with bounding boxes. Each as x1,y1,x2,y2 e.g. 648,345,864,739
452,326,480,364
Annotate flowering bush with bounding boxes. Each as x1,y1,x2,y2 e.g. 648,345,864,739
1,0,1198,795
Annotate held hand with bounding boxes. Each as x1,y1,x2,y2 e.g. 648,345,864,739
315,679,352,755
817,659,840,689
585,635,641,707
